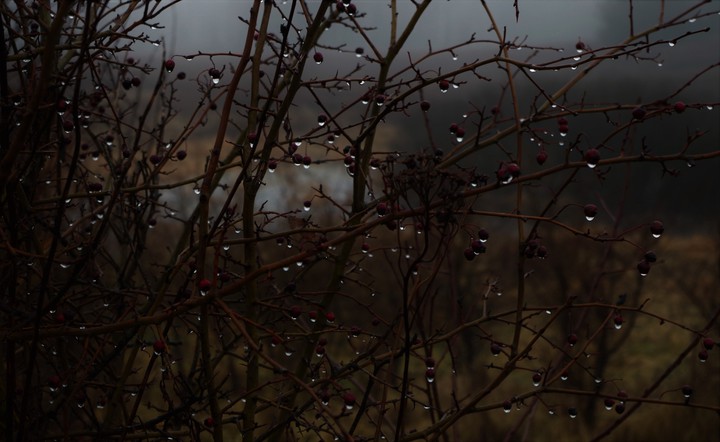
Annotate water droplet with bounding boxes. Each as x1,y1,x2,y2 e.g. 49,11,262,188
587,163,596,169
688,18,696,23
529,68,536,73
571,66,578,70
193,187,201,195
586,215,595,221
668,41,676,47
212,78,220,85
706,105,713,110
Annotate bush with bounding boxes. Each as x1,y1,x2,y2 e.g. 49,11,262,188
1,1,718,440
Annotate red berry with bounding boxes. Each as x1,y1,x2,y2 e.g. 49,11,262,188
62,119,74,133
87,182,103,192
558,124,569,134
650,220,664,237
308,310,318,321
584,204,598,220
164,59,175,72
632,106,646,120
131,77,141,87
613,314,624,328
325,311,335,323
575,41,586,51
604,398,615,409
204,417,215,427
644,251,657,262
454,127,465,140
420,101,431,111
502,400,512,412
463,248,475,261
313,52,324,64
470,240,486,255
584,148,600,167
557,116,568,125
342,392,356,407
318,337,328,346
176,150,187,160
673,101,687,113
48,375,62,389
302,155,312,167
496,164,511,183
198,278,212,292
376,202,389,216
532,372,542,385
490,343,502,355
567,333,578,346
268,159,277,171
57,99,68,114
702,337,715,350
345,3,357,14
681,385,693,398
153,339,166,354
637,260,651,276
507,162,520,178
285,307,300,322
477,229,490,242
536,149,548,165
315,345,326,356
699,349,709,362
449,123,458,134
209,68,221,80
425,368,435,382
317,114,327,126
438,79,450,92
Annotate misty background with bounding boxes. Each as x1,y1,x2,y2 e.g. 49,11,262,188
133,0,719,234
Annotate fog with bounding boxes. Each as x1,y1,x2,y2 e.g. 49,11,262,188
138,1,719,231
